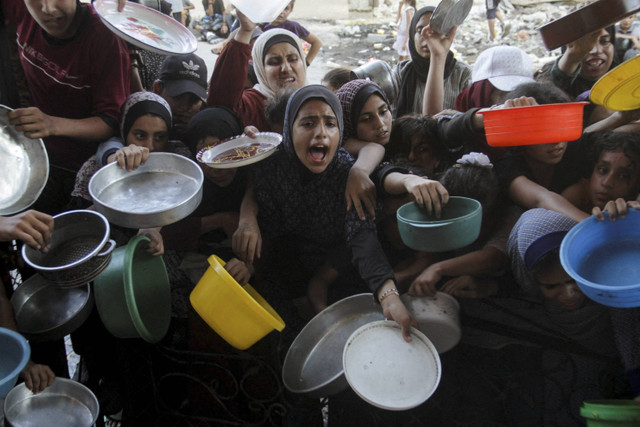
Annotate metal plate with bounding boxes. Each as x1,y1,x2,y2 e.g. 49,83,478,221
282,294,385,398
0,105,49,215
343,321,441,411
197,132,282,169
430,0,474,36
89,152,204,228
4,378,99,427
537,0,640,51
93,0,198,55
11,275,93,342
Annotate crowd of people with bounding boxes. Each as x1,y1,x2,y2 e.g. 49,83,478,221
1,0,640,425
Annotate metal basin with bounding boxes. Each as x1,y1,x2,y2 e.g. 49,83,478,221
282,293,385,398
350,60,399,113
0,104,49,215
10,274,94,342
22,210,115,288
4,377,99,427
88,152,204,229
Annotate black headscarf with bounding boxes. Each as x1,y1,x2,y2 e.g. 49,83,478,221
281,85,344,170
396,6,458,117
184,106,243,153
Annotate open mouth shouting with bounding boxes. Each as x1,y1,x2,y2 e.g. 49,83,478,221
309,144,329,164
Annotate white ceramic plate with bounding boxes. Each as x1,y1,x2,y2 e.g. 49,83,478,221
197,132,282,169
343,320,442,411
93,0,197,55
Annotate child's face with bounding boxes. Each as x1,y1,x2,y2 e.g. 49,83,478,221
536,262,585,311
272,2,294,25
523,142,567,166
196,136,237,187
356,94,391,145
292,99,340,174
126,114,168,152
408,135,439,175
25,0,77,39
589,150,640,208
580,28,614,82
620,15,636,31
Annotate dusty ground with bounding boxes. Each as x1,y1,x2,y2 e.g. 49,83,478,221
192,0,581,84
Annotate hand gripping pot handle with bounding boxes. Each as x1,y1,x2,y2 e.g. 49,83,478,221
97,239,116,257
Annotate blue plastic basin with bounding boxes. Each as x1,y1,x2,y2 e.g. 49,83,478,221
0,327,30,398
560,209,640,308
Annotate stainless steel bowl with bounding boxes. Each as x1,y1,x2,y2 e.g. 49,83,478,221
4,377,99,427
350,60,399,113
282,293,385,398
22,210,115,288
10,274,94,342
0,104,49,215
88,152,204,229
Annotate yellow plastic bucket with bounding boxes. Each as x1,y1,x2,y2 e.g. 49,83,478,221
189,255,285,350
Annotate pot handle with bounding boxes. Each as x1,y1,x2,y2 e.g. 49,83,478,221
97,239,117,257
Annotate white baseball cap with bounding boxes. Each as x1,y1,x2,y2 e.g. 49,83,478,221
472,46,535,91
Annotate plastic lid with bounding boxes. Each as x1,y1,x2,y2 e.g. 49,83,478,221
342,321,441,410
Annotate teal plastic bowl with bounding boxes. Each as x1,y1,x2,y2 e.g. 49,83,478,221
94,236,171,343
396,197,482,252
0,327,30,398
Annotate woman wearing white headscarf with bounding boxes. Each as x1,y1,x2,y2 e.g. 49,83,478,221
206,10,307,131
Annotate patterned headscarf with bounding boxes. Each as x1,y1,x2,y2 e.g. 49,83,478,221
507,208,577,296
120,91,172,140
251,29,308,100
336,79,390,139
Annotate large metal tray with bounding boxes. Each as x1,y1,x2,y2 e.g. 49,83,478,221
11,274,93,342
89,152,204,229
282,293,385,398
4,378,99,427
0,104,49,215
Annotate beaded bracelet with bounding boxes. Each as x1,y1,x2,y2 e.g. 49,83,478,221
378,287,399,304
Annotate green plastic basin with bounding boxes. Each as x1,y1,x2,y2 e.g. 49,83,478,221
396,196,482,252
581,400,640,426
94,236,171,343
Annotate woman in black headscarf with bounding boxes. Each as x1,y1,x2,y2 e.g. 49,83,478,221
392,6,472,117
248,84,446,340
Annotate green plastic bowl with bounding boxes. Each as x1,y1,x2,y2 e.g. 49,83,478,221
580,400,640,426
396,197,482,252
94,236,171,343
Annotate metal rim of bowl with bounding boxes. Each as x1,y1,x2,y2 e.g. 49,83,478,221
21,210,111,271
396,196,482,225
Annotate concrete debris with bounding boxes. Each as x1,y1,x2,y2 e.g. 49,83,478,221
304,0,586,72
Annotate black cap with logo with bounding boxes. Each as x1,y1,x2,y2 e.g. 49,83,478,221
158,53,207,102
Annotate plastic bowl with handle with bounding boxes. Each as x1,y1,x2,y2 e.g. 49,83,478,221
396,197,482,252
190,255,285,350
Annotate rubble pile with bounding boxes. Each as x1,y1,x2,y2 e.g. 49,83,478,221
307,0,582,71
